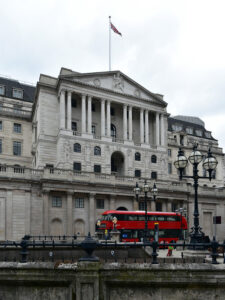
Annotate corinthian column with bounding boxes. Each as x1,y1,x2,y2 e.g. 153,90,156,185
87,95,92,134
160,114,165,146
145,110,149,144
107,100,111,137
123,105,127,141
67,91,72,130
81,94,86,133
156,112,160,146
140,109,144,144
128,106,133,141
59,90,65,129
101,99,105,137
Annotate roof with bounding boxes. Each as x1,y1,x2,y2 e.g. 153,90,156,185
102,210,178,215
0,76,35,103
168,116,216,140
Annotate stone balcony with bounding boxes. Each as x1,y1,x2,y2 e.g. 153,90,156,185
0,106,32,120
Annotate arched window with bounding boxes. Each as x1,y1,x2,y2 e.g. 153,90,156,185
135,152,141,161
94,146,101,156
151,155,157,163
111,124,116,141
74,143,81,153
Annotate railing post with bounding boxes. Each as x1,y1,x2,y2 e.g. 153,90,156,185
211,236,219,264
20,235,30,263
151,240,159,264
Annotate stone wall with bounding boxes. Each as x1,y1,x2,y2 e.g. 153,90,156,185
0,262,224,300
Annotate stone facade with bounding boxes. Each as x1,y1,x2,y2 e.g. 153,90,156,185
0,69,224,241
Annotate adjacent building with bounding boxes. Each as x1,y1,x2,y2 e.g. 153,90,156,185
0,69,224,241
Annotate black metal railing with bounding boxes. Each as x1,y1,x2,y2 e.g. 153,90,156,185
0,234,224,265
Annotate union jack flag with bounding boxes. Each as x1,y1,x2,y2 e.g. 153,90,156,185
110,22,122,36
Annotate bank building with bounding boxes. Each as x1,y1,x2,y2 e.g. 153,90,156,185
0,68,224,241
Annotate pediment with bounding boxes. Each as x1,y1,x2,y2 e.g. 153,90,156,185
60,70,166,106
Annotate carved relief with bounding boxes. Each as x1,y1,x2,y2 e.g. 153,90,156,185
64,140,72,161
93,78,101,87
113,73,124,92
134,88,141,98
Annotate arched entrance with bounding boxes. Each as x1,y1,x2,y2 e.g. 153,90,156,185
111,151,124,175
116,206,128,211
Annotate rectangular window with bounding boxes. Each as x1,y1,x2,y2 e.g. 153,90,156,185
0,85,5,95
0,121,2,131
156,202,162,212
92,125,96,135
52,196,62,207
12,88,23,99
168,163,172,174
92,103,96,112
13,123,22,133
135,169,141,178
172,203,177,212
139,202,146,211
73,162,81,172
72,99,77,107
96,199,104,209
75,198,84,208
110,107,115,116
0,139,2,154
13,141,21,156
94,164,101,173
72,122,77,131
168,149,171,157
151,172,157,179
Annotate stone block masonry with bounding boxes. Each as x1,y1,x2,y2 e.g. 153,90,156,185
0,262,224,299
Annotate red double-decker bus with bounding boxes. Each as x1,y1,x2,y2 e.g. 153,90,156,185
97,210,188,243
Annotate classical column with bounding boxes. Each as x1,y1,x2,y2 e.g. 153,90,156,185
107,100,111,137
43,192,49,236
87,95,92,134
167,200,172,212
145,110,149,144
140,109,144,144
162,201,167,212
81,94,86,133
6,190,13,240
67,192,73,236
156,112,160,146
160,114,165,146
60,90,65,129
67,91,72,130
110,195,116,210
89,193,95,236
25,191,31,235
123,105,127,141
101,99,105,137
151,201,156,211
128,106,133,141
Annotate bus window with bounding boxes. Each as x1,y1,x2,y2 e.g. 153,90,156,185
117,214,125,221
166,216,177,221
148,215,156,221
133,230,138,238
158,230,165,237
138,215,145,221
128,215,138,221
157,216,165,221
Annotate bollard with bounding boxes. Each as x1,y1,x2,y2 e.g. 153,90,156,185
211,237,219,264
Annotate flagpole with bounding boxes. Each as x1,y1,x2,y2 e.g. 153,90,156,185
109,16,111,71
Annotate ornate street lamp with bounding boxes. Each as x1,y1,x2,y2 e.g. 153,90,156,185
174,144,218,248
134,180,158,242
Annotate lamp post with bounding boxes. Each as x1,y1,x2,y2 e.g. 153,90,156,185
175,207,187,240
174,144,218,247
134,180,158,242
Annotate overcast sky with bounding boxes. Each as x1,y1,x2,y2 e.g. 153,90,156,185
1,0,225,151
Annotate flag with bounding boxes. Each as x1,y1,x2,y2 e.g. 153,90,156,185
110,22,122,36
